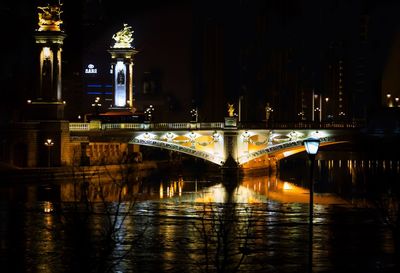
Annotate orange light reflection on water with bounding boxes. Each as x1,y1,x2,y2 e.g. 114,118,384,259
59,174,348,205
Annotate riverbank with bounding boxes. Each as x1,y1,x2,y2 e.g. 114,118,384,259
0,160,177,183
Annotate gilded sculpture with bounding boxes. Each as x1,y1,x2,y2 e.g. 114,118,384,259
227,103,235,117
37,3,63,32
112,24,134,48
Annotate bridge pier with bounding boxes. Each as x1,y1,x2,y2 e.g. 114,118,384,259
222,131,239,169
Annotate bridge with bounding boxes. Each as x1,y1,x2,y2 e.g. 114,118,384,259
69,120,361,167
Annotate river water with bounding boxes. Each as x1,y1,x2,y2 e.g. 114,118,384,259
1,158,400,273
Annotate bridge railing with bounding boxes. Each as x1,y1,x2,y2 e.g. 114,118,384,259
69,122,90,131
69,122,225,131
273,120,365,129
69,120,365,132
239,120,365,129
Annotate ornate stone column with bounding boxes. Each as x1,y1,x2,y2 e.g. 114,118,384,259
108,24,139,111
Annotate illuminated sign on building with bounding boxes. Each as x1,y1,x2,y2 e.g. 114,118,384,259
85,64,97,74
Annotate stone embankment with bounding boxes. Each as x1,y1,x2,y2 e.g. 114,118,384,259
0,161,166,183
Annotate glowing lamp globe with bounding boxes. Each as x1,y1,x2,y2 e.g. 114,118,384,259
303,137,320,155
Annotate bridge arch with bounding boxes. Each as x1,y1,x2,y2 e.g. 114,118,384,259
238,137,349,165
129,131,225,166
69,122,358,167
129,133,225,166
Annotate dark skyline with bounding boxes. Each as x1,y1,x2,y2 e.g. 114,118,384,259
1,0,400,123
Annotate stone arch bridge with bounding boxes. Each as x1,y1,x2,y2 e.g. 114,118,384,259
69,121,360,167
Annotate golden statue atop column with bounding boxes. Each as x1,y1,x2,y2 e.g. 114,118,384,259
30,1,67,119
37,3,63,32
112,24,134,48
108,24,138,111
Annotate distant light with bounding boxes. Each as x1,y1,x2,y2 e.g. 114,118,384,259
283,182,293,191
27,100,32,104
43,201,53,213
44,138,54,147
387,93,391,98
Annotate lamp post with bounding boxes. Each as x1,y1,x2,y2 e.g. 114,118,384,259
386,93,392,107
265,103,273,128
190,107,198,122
44,138,54,167
324,97,330,121
145,104,155,122
303,137,320,273
91,96,102,115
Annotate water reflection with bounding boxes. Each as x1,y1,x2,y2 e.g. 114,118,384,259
31,171,346,206
1,159,399,272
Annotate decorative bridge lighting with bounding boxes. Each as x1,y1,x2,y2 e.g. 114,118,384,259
288,131,303,141
187,131,198,139
241,131,251,143
212,131,221,142
137,132,156,140
162,132,176,142
311,130,328,138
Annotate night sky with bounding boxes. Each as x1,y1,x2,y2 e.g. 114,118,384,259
1,0,400,122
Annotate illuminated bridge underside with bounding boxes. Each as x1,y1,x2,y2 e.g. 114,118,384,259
131,137,225,165
69,123,353,166
238,137,346,165
125,129,347,166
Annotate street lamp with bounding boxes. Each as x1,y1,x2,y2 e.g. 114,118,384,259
190,107,198,122
265,103,273,128
386,93,392,107
324,97,330,121
297,111,305,121
91,97,102,115
303,137,320,273
44,138,54,167
144,104,155,122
